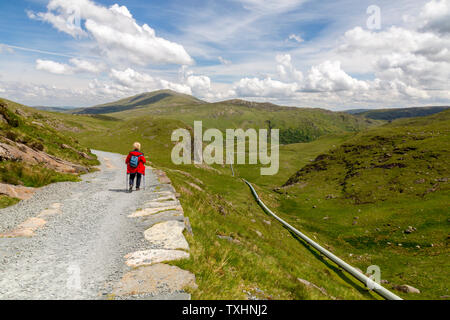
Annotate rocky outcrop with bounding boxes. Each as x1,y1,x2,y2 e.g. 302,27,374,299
0,138,87,174
60,143,94,160
0,183,36,200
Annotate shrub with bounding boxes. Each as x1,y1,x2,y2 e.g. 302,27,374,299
0,104,20,127
0,161,79,187
30,141,44,151
5,131,17,141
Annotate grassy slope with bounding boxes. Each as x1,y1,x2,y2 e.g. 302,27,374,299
0,98,99,194
354,106,449,121
247,111,450,300
82,91,381,145
114,100,378,134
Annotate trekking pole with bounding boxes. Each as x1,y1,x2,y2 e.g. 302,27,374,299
143,170,146,190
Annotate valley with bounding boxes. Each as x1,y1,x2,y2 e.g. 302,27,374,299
0,90,448,300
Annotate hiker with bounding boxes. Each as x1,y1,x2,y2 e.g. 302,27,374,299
125,142,146,192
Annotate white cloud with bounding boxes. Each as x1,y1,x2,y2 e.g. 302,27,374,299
288,34,304,43
303,60,369,92
69,58,104,73
10,0,449,109
108,68,192,95
218,56,232,65
28,8,87,38
276,54,303,83
338,23,450,91
180,66,212,97
36,59,73,75
35,58,104,75
185,75,211,96
31,0,193,66
232,77,298,97
0,44,14,54
420,0,450,35
228,57,369,99
0,80,98,106
236,0,308,13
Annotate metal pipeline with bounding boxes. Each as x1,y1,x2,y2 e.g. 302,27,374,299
243,179,403,301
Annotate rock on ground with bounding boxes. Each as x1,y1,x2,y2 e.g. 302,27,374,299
112,264,197,298
144,220,189,250
393,284,421,294
125,249,189,268
0,183,36,200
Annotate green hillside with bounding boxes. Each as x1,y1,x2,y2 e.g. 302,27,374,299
76,91,382,145
283,110,450,200
347,106,449,121
256,111,450,299
0,98,99,207
73,90,205,115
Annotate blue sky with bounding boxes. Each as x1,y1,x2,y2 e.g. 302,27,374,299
0,0,449,109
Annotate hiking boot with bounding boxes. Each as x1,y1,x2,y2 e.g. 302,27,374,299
136,187,140,191
129,186,133,193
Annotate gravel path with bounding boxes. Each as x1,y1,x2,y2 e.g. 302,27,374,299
0,150,175,300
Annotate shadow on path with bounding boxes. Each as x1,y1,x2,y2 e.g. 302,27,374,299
108,189,129,193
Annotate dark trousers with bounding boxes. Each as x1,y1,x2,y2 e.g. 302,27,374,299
129,173,142,188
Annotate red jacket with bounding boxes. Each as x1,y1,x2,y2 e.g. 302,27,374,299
125,150,146,174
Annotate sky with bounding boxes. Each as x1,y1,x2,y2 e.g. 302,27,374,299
0,0,449,110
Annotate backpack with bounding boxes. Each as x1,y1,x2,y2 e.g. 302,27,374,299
129,153,142,168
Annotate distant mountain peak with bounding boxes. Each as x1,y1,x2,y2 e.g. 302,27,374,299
73,90,204,115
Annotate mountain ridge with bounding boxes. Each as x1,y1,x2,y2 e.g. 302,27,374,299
73,89,205,115
344,106,449,120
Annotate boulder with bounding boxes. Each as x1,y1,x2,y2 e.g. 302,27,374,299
144,220,189,250
217,235,240,244
404,226,417,234
393,284,420,294
128,205,183,218
124,249,189,268
112,264,197,297
0,183,36,200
